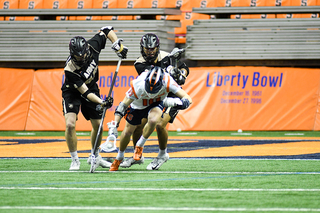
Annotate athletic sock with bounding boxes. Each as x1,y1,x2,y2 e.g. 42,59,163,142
116,151,125,161
70,151,79,161
158,148,167,158
136,136,147,148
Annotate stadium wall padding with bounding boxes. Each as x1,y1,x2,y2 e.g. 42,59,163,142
1,66,320,131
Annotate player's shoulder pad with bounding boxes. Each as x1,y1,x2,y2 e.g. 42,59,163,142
64,59,77,73
134,55,146,65
158,50,170,59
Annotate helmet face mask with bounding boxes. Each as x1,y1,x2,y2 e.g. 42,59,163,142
145,66,164,98
69,36,91,67
140,33,160,63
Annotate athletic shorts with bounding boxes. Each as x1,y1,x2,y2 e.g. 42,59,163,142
125,102,164,126
163,106,179,123
62,84,102,120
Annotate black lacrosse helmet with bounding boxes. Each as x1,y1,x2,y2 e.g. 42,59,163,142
145,66,164,98
69,36,91,67
140,33,160,64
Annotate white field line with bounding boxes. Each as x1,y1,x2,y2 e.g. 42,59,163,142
0,170,319,175
1,186,320,192
0,206,320,212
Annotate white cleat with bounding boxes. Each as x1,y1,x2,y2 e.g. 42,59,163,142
69,159,80,171
146,153,169,170
87,154,112,169
120,156,145,168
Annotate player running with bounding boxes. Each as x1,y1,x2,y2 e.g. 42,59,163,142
107,66,192,171
120,33,190,170
61,26,128,171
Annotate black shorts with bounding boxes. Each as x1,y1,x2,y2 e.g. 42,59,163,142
125,102,164,126
163,106,179,123
62,84,102,120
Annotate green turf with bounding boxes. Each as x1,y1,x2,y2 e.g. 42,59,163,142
0,159,319,212
1,130,320,137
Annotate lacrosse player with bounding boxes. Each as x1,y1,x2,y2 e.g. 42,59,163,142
61,26,128,170
119,33,189,170
108,66,192,171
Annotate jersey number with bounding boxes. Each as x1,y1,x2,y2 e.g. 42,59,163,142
143,98,161,106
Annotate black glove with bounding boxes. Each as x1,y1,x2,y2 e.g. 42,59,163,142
176,98,190,110
167,66,186,85
96,96,113,111
111,39,128,59
102,96,114,108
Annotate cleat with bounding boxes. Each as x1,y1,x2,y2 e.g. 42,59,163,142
109,159,122,171
133,146,143,161
146,153,169,170
87,154,112,168
69,159,80,171
120,156,145,168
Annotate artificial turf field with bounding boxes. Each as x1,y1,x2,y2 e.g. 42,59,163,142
1,130,320,212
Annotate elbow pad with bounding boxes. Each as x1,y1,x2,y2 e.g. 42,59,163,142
81,90,91,102
114,102,128,118
100,26,114,37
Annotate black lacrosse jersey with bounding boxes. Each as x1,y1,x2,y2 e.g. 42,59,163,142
61,33,107,92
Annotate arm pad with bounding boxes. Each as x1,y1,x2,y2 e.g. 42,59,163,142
114,102,128,118
163,97,182,107
100,26,114,37
81,90,91,102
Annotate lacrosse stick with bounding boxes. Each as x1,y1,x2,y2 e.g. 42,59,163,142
168,48,186,84
90,58,122,173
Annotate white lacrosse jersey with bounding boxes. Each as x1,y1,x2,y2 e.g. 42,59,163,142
126,70,182,110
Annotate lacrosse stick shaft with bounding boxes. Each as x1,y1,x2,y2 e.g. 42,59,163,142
92,58,122,156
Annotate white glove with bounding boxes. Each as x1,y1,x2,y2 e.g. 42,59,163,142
163,97,182,107
169,48,185,60
107,120,118,138
111,39,128,59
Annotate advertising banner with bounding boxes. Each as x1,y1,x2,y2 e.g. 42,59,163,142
1,66,320,131
168,67,320,131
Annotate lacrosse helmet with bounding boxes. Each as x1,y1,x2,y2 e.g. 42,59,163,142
140,33,160,64
69,36,91,67
145,66,164,98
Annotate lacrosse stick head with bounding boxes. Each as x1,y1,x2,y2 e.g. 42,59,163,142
100,135,117,152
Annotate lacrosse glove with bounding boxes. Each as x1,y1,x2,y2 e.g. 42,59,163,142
96,96,113,112
107,120,118,138
111,39,128,59
176,98,190,110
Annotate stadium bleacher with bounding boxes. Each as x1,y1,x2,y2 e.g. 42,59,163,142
1,0,320,68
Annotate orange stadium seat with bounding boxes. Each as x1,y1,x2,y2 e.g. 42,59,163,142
164,1,210,44
67,0,95,20
291,0,318,18
205,0,226,7
18,0,43,21
116,0,141,20
135,0,159,8
92,0,118,20
43,0,68,20
1,0,19,21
